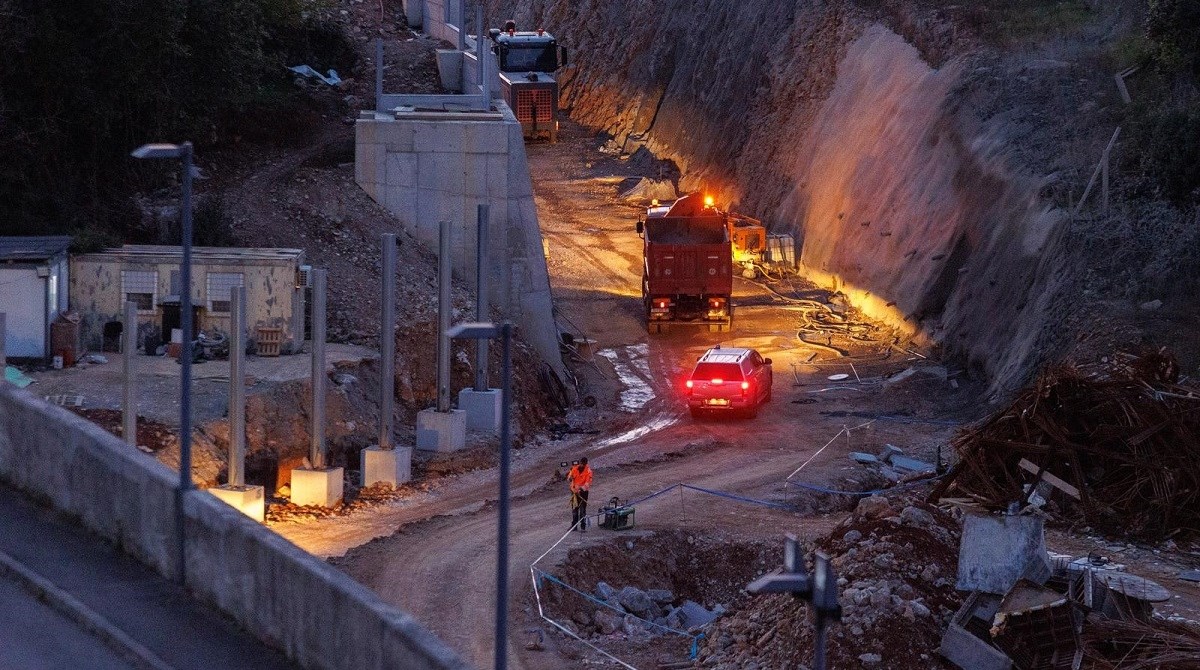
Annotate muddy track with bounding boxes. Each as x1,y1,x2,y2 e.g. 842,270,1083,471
315,121,964,669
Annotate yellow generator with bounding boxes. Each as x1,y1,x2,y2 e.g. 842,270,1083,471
728,214,766,264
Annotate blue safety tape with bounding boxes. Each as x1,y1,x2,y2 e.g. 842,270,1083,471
621,483,686,508
785,472,948,497
533,569,702,644
680,484,797,511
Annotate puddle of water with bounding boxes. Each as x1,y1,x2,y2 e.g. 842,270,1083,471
591,413,678,450
597,345,656,412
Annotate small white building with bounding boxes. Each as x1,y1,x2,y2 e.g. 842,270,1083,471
0,236,71,359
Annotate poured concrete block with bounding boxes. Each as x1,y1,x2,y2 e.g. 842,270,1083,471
435,49,463,92
958,514,1052,594
458,388,501,434
209,484,265,522
361,446,412,487
416,408,466,452
290,466,344,508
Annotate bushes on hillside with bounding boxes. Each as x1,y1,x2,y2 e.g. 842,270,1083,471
0,0,350,241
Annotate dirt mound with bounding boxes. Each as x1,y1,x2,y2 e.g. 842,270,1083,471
69,408,176,453
698,496,962,669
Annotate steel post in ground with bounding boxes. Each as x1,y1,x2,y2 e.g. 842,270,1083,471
229,286,246,486
474,204,490,392
123,301,137,446
375,39,384,110
476,4,489,108
457,0,466,51
437,220,452,413
311,268,328,468
0,312,6,372
495,321,513,670
381,233,396,449
178,141,195,584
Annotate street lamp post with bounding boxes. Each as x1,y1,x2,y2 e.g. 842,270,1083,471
447,320,513,670
132,141,195,583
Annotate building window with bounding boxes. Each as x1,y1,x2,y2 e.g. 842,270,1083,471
206,272,244,313
121,270,158,314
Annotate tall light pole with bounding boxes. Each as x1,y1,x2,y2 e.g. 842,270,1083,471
132,141,195,583
447,321,513,670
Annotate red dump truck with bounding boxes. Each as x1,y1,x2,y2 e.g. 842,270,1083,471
636,193,734,333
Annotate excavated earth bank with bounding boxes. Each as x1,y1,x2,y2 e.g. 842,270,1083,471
484,0,1154,394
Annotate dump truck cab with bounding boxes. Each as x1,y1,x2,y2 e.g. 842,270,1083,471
489,25,567,142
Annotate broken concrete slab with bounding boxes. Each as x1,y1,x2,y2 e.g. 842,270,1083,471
957,514,1052,595
890,455,935,472
850,452,879,464
878,444,904,462
675,600,720,630
617,586,655,618
941,592,1013,670
1180,570,1200,583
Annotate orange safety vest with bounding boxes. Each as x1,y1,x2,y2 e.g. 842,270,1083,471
568,464,593,492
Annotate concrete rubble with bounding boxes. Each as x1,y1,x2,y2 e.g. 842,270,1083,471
571,583,724,641
945,510,1191,670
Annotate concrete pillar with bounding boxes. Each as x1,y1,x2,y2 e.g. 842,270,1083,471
474,204,490,392
228,286,246,486
290,268,343,508
362,234,412,487
210,285,265,521
123,302,136,446
375,39,384,111
311,268,327,468
461,204,502,434
380,234,396,450
437,219,452,413
420,221,468,450
292,285,305,352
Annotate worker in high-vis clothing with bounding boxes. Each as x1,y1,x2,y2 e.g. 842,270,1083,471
568,457,593,531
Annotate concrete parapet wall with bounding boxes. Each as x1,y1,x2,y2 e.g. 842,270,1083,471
0,384,471,670
355,105,564,380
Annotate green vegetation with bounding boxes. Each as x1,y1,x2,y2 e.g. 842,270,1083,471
971,0,1094,42
1121,0,1200,205
0,0,353,244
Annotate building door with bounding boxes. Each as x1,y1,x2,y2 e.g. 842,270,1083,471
0,268,46,358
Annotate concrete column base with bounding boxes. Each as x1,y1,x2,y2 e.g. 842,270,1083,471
458,388,501,434
209,484,265,522
416,408,467,452
361,446,413,487
290,467,344,508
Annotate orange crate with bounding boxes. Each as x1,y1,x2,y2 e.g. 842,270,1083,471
256,327,283,357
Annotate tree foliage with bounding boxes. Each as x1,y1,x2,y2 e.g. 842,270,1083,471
0,0,335,240
1146,0,1200,76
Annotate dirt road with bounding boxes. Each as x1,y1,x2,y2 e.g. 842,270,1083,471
305,122,966,669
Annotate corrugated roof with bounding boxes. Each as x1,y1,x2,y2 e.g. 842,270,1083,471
0,236,72,262
74,245,304,264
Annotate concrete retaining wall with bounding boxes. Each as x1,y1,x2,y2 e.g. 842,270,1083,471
355,104,564,381
0,384,471,670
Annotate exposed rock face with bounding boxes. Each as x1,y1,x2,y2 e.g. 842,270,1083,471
488,0,1090,393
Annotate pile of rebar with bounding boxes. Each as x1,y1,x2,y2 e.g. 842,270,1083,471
931,352,1200,540
1081,617,1200,669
